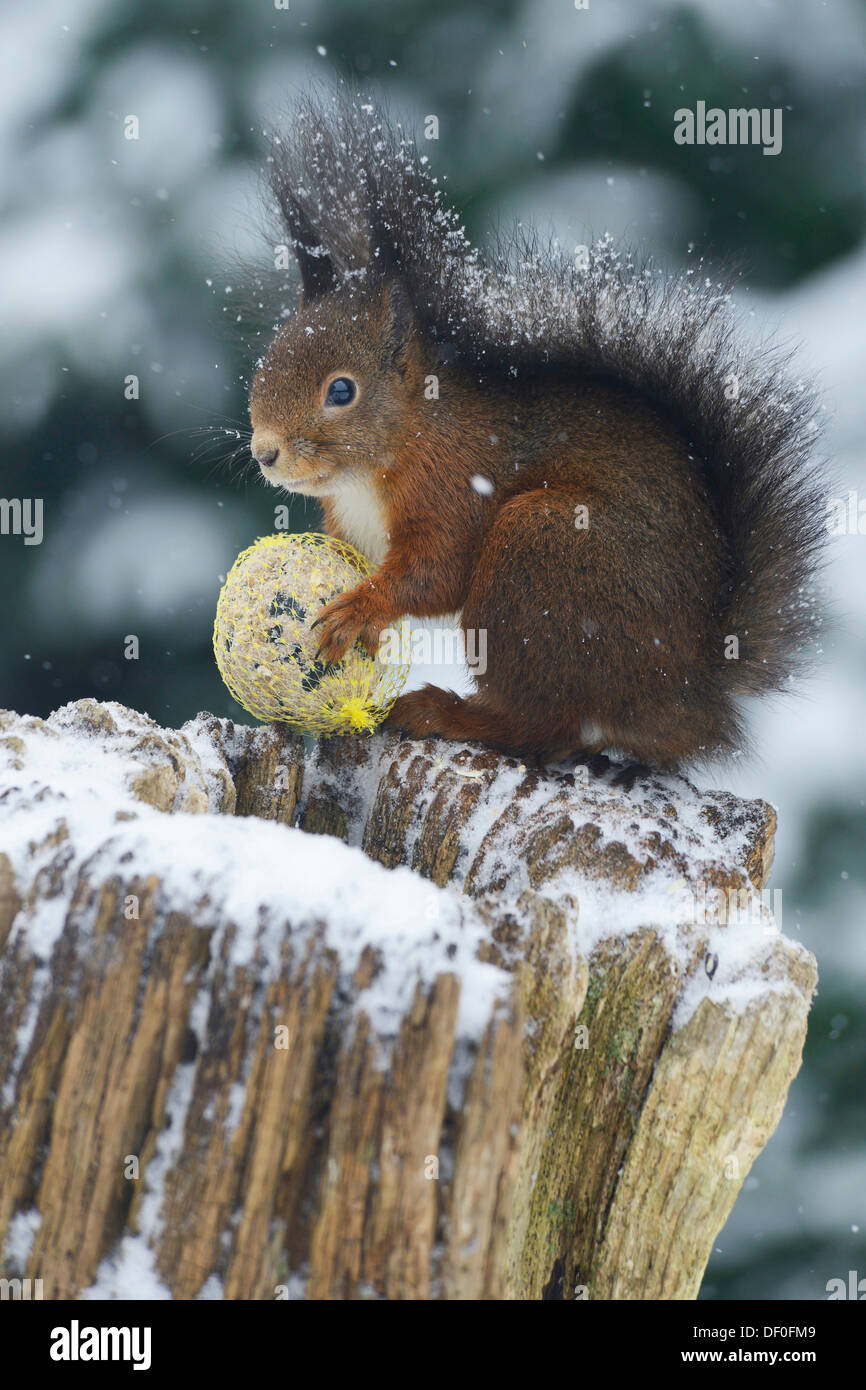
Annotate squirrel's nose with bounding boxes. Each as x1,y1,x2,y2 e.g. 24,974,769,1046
251,431,281,468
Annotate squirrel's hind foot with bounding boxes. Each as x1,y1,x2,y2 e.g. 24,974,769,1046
387,685,516,745
386,694,660,793
387,689,629,775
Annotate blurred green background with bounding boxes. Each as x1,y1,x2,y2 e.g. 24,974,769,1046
1,0,864,1300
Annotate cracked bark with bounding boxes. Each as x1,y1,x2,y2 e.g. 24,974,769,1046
0,701,815,1299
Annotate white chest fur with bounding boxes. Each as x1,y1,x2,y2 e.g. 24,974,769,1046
328,472,390,566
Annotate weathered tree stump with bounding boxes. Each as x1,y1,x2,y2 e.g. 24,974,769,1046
0,699,815,1299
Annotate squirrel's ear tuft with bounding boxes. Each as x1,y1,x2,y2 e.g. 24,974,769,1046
280,193,336,301
384,279,416,367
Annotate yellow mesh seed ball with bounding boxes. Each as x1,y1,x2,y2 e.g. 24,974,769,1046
213,532,409,735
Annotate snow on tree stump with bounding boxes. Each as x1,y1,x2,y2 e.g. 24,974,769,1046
0,699,816,1300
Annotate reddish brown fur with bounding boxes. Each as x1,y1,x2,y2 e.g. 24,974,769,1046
242,93,826,768
249,282,732,767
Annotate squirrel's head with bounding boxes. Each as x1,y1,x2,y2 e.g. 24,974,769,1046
249,93,474,492
249,277,423,496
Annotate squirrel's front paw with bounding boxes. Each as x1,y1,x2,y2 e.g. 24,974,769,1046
312,583,388,664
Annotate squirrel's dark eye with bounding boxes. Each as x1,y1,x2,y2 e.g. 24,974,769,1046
325,376,357,407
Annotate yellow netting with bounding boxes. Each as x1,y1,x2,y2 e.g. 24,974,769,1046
213,532,409,735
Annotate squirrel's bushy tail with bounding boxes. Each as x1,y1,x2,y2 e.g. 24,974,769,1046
267,89,828,700
497,247,829,700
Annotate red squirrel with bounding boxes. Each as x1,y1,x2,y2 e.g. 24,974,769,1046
247,92,826,770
